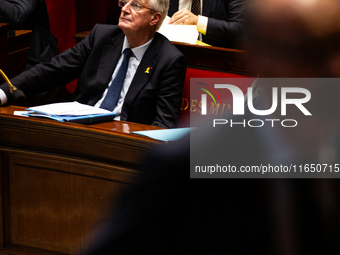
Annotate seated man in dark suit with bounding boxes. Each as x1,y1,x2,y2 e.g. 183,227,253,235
168,0,245,49
0,0,186,129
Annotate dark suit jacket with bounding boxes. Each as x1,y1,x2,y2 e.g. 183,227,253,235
168,0,245,49
0,0,59,67
1,24,187,128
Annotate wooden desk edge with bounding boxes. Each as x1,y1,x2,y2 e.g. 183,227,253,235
0,105,164,143
14,30,32,37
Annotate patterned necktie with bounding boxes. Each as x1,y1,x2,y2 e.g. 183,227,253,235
191,0,201,16
100,48,133,111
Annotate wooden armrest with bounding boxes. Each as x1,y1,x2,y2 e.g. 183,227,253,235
73,31,90,42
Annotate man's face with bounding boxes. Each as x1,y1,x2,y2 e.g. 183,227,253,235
118,0,155,35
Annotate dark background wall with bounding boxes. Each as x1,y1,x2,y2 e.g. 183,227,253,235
45,0,120,92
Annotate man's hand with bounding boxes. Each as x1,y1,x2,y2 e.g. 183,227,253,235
169,9,199,25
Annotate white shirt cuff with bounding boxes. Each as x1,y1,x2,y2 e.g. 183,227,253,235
0,89,8,105
197,15,208,35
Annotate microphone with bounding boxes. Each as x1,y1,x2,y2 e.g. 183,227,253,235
0,69,26,105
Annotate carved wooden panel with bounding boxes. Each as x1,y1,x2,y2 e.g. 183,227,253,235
1,149,135,254
0,107,162,255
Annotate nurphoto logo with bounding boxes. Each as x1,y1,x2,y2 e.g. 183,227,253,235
198,82,312,128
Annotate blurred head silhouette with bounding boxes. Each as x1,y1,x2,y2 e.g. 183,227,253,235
245,0,340,77
243,0,340,161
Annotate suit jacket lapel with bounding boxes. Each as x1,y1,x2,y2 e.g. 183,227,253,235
202,0,213,17
88,33,124,105
120,34,160,120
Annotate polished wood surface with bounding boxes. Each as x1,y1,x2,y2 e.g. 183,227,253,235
0,105,162,166
0,106,163,255
73,31,90,41
173,42,253,76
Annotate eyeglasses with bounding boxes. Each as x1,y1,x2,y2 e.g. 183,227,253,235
118,0,157,12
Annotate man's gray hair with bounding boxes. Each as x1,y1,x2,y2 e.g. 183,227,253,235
149,0,169,30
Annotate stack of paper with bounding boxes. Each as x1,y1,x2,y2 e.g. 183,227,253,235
158,16,199,45
20,101,116,124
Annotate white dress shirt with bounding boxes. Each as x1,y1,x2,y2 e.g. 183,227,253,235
94,36,153,120
0,88,7,105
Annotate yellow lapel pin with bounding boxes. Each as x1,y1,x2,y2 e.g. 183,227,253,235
145,67,152,74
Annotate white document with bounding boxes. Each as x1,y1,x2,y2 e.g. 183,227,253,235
132,127,194,142
158,16,198,45
27,101,112,116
